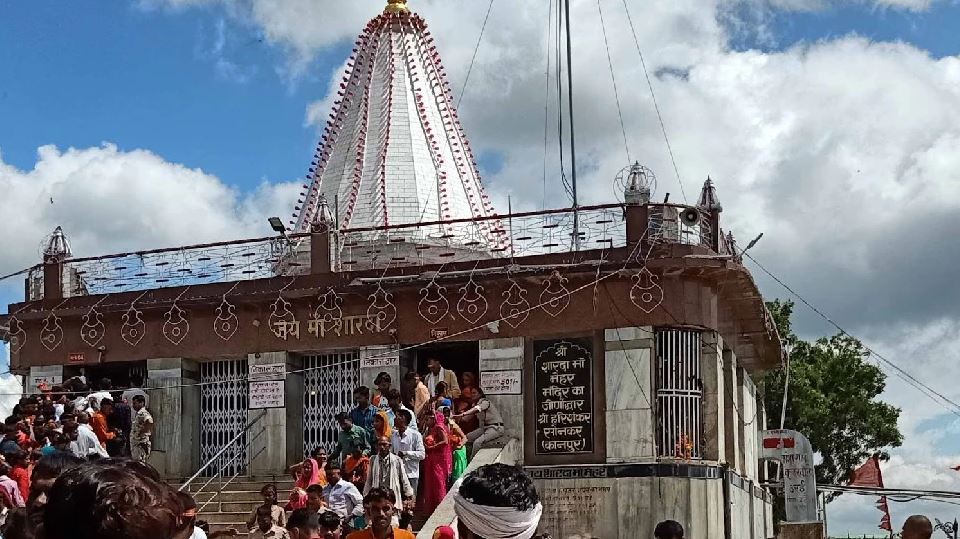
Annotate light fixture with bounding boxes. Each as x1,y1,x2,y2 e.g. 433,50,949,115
268,217,286,234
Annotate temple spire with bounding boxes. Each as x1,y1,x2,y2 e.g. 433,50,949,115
384,0,409,14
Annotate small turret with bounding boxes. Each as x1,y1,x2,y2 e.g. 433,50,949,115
697,177,722,213
43,226,72,262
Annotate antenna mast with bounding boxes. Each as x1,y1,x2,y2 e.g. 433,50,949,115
563,0,580,249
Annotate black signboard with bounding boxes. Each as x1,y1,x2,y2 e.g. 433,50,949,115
534,338,594,455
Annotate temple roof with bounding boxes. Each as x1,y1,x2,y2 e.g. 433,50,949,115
292,0,497,237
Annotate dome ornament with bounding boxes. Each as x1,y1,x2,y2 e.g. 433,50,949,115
384,0,409,14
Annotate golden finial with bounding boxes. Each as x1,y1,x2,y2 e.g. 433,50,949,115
384,0,409,14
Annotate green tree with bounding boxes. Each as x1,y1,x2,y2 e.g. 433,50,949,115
761,299,903,501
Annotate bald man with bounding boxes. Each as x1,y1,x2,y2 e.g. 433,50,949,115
902,515,933,539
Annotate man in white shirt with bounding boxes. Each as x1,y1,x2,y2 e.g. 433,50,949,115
321,463,364,533
385,390,417,432
424,358,460,398
69,412,109,458
390,409,425,493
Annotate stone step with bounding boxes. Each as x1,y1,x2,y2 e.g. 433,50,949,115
185,479,296,494
194,511,252,525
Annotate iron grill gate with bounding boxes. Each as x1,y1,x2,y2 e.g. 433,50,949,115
655,329,704,459
303,350,361,455
200,359,249,477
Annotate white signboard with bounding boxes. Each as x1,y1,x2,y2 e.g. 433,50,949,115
249,363,285,381
29,365,63,393
759,429,819,523
360,352,399,369
249,380,285,409
481,370,522,395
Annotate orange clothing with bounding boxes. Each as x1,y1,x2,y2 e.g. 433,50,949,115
346,528,415,539
90,412,115,445
343,454,370,488
9,466,29,501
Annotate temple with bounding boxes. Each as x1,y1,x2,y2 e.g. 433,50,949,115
1,1,782,537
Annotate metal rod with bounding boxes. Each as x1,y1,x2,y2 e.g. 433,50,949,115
563,0,579,250
179,409,266,491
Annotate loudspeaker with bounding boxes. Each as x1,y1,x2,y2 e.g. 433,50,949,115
680,208,701,227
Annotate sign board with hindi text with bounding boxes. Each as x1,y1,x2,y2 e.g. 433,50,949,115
29,365,62,393
481,370,522,395
249,363,285,380
533,338,595,456
758,429,819,523
360,350,399,369
249,380,285,409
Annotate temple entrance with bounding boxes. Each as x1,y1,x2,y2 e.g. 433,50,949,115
302,349,361,455
199,359,249,477
62,361,147,390
409,341,480,394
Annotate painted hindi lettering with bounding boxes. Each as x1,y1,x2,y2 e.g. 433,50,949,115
534,338,594,455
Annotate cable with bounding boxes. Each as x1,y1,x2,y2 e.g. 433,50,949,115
541,0,554,211
742,251,960,418
2,249,643,398
455,0,495,108
620,0,687,203
0,265,39,283
597,0,631,164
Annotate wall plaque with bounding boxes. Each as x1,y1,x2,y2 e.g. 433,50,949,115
534,338,594,455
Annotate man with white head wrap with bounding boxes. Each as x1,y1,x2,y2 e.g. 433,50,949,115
452,463,543,539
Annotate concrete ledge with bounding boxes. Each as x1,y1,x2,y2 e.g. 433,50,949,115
416,438,521,539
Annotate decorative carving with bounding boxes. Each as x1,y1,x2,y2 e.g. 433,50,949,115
269,293,298,340
162,302,190,345
39,312,63,352
80,304,105,348
213,294,239,341
367,281,397,329
457,271,488,325
630,266,663,314
7,316,26,354
539,270,570,318
313,287,344,334
418,277,449,325
500,277,531,329
121,301,146,347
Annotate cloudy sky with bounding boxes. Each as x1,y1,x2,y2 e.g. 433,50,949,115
2,0,960,533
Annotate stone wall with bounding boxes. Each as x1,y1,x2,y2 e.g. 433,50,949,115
146,357,200,478
603,327,656,461
478,337,524,454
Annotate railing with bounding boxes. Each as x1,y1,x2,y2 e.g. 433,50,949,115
180,409,267,511
29,201,731,299
333,204,627,270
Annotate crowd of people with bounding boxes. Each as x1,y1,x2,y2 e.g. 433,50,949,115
274,361,505,535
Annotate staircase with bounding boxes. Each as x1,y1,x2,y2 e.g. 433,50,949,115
183,475,297,535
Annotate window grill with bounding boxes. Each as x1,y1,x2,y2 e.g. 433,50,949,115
656,329,704,459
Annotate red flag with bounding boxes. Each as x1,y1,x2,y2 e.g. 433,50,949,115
850,455,892,536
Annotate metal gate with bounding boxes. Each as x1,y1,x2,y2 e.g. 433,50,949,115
303,350,361,455
200,359,249,476
655,329,704,459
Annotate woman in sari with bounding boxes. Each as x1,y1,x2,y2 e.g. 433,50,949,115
441,406,468,483
285,451,323,510
419,409,451,516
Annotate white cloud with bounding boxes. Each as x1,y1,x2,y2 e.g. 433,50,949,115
0,143,298,277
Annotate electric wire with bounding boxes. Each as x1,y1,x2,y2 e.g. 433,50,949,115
0,238,646,397
597,0,631,164
742,251,960,419
620,0,688,203
541,0,555,211
455,0,495,108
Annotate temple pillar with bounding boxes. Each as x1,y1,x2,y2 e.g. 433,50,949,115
723,349,741,472
603,327,655,462
146,357,201,479
702,332,725,463
478,337,524,458
247,351,301,475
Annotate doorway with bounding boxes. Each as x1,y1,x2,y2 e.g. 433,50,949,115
407,341,479,393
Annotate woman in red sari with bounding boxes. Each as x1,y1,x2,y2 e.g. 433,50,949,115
419,409,451,516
